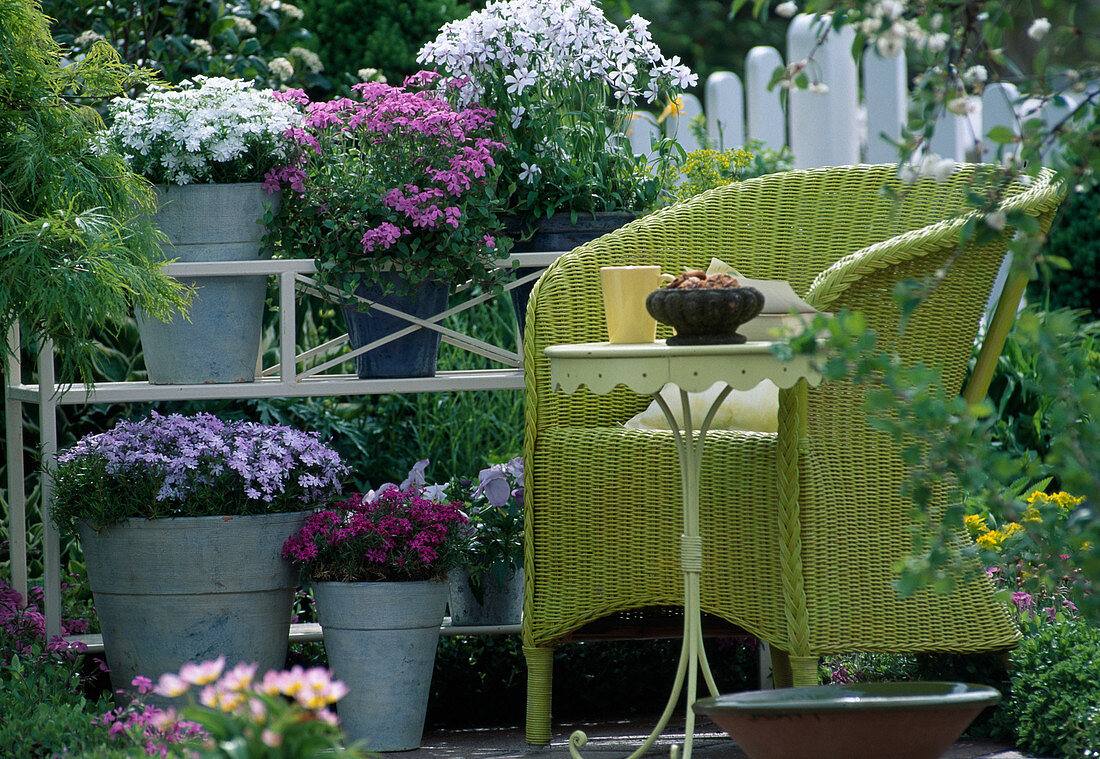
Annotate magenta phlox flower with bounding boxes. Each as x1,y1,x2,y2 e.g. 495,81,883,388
282,460,467,582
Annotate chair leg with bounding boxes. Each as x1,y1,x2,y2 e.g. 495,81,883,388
524,644,554,745
770,647,793,688
790,655,820,686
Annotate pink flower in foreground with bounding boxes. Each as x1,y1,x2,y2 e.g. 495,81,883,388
180,657,226,686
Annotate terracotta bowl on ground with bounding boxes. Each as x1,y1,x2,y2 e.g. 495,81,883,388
693,681,1001,759
645,286,765,345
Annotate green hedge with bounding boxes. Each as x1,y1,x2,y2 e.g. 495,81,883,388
299,0,467,88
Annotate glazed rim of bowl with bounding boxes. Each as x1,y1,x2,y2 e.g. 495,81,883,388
693,682,1001,715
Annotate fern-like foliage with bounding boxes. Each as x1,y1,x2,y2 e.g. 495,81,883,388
0,0,189,386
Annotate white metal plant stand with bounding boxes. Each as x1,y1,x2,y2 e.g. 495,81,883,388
3,253,558,642
545,340,820,759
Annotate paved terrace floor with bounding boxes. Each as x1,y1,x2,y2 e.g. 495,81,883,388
402,715,1048,758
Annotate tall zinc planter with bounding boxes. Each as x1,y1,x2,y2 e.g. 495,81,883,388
78,511,308,693
137,183,278,384
312,580,449,751
447,567,524,626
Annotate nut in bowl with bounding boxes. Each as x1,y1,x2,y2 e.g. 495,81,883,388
645,270,765,345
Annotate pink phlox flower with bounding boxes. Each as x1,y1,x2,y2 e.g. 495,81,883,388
361,222,404,253
132,675,154,694
483,234,496,249
1011,591,1034,611
403,70,442,89
272,88,309,105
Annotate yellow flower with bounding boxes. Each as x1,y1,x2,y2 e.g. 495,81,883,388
657,96,685,124
1052,491,1085,511
975,531,1002,550
964,514,988,536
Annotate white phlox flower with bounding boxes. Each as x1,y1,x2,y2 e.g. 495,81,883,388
519,162,541,183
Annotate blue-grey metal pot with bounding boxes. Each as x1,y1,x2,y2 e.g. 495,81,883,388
78,511,308,694
137,183,279,384
312,579,449,751
341,274,449,379
447,567,524,626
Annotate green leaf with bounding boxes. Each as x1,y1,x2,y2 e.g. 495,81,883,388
987,125,1018,144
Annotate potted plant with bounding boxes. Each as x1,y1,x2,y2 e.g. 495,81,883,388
0,3,188,388
100,76,301,384
264,73,510,379
50,412,346,696
417,0,698,335
448,456,525,626
281,464,468,751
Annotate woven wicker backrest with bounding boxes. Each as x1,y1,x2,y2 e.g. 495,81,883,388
523,164,1061,434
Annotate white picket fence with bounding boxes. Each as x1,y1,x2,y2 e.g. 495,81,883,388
631,14,1085,168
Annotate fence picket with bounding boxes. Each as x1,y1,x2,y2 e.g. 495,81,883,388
787,13,859,168
862,47,908,164
744,46,787,151
705,71,746,150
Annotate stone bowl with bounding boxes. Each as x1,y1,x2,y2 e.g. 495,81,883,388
693,681,1001,759
645,286,765,345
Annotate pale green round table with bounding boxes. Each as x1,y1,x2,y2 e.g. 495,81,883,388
545,340,822,759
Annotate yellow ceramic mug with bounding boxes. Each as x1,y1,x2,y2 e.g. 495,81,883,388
600,265,661,343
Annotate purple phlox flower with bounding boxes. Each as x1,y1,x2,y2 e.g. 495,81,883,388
1011,591,1034,611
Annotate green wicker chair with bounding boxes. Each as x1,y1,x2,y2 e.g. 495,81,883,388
520,163,1063,744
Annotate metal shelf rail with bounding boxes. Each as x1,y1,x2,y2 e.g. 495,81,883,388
3,252,559,642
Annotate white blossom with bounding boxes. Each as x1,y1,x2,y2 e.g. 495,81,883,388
984,210,1007,231
519,162,541,183
963,65,988,85
808,81,830,95
232,15,257,34
268,57,294,79
1027,17,1051,41
191,38,213,56
776,2,798,18
74,30,105,47
947,96,974,115
101,77,300,185
289,47,323,73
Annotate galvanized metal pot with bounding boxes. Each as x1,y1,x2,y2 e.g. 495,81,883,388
136,182,279,384
78,511,308,694
447,567,524,626
312,579,449,751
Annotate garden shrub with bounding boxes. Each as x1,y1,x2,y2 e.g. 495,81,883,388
1027,187,1100,318
1004,616,1100,758
981,306,1100,464
298,0,466,87
45,0,327,92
